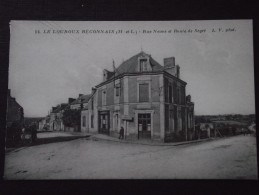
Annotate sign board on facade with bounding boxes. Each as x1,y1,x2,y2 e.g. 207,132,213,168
121,115,133,120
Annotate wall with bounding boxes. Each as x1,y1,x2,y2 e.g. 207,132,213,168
81,110,89,132
6,96,24,127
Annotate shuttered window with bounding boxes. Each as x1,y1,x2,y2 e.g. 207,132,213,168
139,83,149,102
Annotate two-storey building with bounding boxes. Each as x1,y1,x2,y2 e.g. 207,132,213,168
82,51,195,142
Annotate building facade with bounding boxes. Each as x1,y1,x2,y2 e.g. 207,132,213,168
82,52,195,142
6,89,24,128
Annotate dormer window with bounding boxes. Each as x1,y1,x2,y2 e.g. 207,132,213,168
140,59,148,72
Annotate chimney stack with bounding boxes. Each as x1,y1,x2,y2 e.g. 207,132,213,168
176,65,180,78
79,94,83,98
186,95,191,103
164,57,178,77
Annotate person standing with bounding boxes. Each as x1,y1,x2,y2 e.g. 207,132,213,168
119,126,124,139
31,122,37,143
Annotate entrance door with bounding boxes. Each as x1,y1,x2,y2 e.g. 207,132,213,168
138,113,151,139
99,111,110,135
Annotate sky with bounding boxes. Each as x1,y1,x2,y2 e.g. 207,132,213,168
8,20,254,117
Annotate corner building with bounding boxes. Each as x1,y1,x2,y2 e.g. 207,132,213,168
89,52,195,142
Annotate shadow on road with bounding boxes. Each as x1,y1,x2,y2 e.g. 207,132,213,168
6,135,90,152
33,135,90,146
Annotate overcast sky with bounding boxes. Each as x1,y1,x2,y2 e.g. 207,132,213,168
9,20,254,117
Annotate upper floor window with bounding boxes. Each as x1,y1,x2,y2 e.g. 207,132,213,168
169,85,172,103
139,59,148,72
181,86,185,104
102,90,106,105
139,83,149,102
115,85,120,97
177,87,180,104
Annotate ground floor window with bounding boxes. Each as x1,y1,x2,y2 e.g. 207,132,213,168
91,115,94,128
98,111,110,135
138,113,151,139
82,116,86,127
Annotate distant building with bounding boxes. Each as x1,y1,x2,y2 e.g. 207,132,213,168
49,103,68,131
81,93,95,132
199,123,215,138
70,94,91,110
6,89,24,128
6,89,24,144
82,51,195,142
38,115,50,131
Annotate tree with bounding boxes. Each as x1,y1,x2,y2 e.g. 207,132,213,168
62,108,81,127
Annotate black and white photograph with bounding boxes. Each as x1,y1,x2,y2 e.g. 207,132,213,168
4,20,257,179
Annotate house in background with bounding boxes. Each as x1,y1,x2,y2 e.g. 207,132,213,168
70,94,91,110
49,103,68,131
6,89,24,128
83,51,195,142
6,89,24,145
199,123,215,139
81,92,95,132
38,115,50,131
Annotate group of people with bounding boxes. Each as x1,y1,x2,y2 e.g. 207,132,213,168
21,123,37,143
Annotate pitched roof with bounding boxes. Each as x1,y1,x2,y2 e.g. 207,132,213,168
113,51,164,77
52,103,68,113
70,94,92,105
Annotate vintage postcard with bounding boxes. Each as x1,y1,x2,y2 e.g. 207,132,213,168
5,20,257,179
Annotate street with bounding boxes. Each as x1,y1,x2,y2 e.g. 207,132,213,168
4,134,258,179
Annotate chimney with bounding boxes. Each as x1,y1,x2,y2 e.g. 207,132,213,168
52,107,56,112
79,94,83,97
68,98,75,104
186,95,191,103
164,57,177,76
176,65,180,78
8,89,11,97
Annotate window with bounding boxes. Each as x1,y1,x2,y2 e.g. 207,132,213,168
139,83,149,102
173,82,177,104
169,85,172,103
115,85,120,97
177,87,180,104
102,90,106,105
181,86,185,104
91,115,94,128
82,116,86,127
140,59,148,72
91,99,94,110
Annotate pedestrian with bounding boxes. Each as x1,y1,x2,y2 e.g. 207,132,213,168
31,123,37,143
119,126,124,139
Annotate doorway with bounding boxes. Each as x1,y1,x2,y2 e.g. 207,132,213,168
138,113,151,139
98,111,110,135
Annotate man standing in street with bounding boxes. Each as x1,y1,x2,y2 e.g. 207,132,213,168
119,126,124,139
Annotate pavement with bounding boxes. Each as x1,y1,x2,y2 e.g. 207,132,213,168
91,133,218,146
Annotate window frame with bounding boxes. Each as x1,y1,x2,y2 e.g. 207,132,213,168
139,83,149,102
